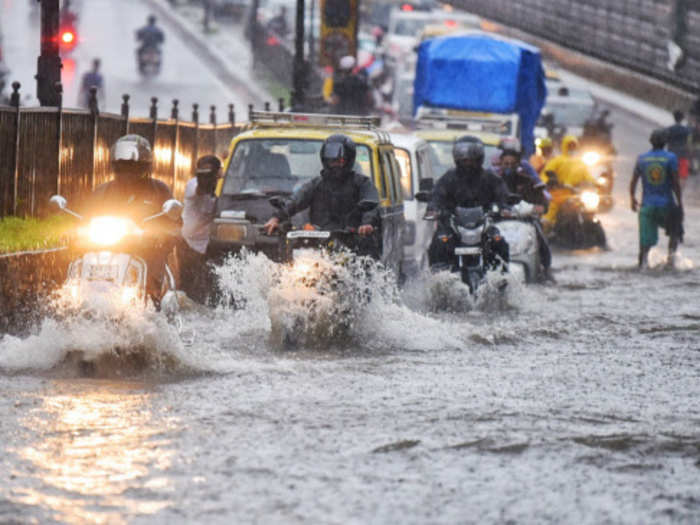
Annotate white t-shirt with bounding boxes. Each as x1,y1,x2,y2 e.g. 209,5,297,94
182,178,217,254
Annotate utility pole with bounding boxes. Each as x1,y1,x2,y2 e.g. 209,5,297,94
291,0,306,110
36,0,63,106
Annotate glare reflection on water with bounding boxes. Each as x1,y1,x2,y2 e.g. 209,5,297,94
10,382,176,524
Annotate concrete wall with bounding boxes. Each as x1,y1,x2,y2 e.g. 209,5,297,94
450,0,699,94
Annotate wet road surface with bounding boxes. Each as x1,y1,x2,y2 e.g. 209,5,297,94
1,6,700,523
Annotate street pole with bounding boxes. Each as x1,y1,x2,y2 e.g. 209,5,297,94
36,0,62,107
291,0,306,110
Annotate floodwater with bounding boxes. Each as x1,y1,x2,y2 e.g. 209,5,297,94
1,81,700,525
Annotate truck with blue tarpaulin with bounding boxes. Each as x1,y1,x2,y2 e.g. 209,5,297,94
413,32,547,155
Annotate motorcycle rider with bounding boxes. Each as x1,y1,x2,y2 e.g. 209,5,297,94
665,110,692,188
630,129,683,269
498,140,554,282
136,15,164,73
427,136,510,270
541,134,597,227
263,134,380,257
81,134,180,303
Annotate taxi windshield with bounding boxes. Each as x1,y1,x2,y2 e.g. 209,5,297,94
222,138,373,195
427,140,500,179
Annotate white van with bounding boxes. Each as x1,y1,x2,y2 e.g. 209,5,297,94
389,132,437,276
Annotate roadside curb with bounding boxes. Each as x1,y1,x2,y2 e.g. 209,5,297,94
144,0,272,108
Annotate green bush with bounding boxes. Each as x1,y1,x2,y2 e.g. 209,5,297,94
0,215,75,254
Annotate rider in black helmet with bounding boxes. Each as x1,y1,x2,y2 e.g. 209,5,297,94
82,134,180,302
263,134,380,257
427,135,511,269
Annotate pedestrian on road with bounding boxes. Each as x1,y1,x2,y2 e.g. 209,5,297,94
330,56,373,116
630,129,683,269
178,155,222,304
665,110,692,187
78,58,105,109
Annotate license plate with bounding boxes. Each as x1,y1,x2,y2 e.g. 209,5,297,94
287,230,331,239
86,264,119,281
455,247,481,255
217,223,247,242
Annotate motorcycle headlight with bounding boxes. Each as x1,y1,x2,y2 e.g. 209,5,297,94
82,217,140,246
457,226,482,245
580,191,600,212
597,176,608,186
582,151,601,167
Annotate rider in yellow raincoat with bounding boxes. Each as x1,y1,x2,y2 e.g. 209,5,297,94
541,135,597,226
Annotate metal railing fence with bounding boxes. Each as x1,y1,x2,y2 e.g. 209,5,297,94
0,84,243,218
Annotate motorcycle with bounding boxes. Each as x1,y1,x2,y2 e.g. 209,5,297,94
543,180,607,250
138,45,162,77
415,193,509,295
495,200,541,284
581,149,615,212
49,195,183,312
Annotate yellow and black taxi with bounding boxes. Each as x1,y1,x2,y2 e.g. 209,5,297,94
210,111,406,276
414,125,503,178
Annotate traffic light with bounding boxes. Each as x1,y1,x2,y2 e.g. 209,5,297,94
319,0,358,68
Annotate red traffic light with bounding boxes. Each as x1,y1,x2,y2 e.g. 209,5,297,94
61,31,75,44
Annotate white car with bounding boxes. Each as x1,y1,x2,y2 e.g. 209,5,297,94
389,132,437,276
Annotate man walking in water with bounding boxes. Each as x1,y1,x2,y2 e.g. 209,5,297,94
630,129,683,269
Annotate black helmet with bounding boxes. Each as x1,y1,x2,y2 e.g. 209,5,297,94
148,15,157,24
110,134,153,181
320,134,356,170
453,135,484,165
649,128,667,149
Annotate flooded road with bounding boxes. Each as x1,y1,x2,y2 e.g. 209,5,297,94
2,103,700,522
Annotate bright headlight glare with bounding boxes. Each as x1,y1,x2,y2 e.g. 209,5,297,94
84,217,140,246
121,286,139,304
581,191,600,212
597,176,608,186
582,151,601,167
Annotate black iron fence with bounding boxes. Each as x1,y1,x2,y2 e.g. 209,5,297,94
0,83,247,219
450,0,699,93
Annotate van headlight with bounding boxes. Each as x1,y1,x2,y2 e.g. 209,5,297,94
580,191,600,212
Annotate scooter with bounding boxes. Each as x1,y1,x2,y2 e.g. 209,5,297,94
496,200,541,283
138,45,162,77
544,181,607,250
50,195,183,312
581,149,615,212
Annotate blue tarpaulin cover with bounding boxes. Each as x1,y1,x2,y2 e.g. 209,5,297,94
414,33,547,155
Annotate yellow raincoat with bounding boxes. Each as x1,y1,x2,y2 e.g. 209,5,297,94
541,135,596,225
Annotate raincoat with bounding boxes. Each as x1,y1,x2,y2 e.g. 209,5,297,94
541,135,596,225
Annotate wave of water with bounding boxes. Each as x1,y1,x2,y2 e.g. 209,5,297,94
0,250,529,375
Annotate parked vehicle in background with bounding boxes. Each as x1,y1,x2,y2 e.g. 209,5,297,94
538,86,596,142
211,111,406,278
389,132,437,275
211,0,249,20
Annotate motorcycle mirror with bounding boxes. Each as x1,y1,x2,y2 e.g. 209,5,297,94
357,200,378,212
162,199,184,220
49,195,67,210
268,196,285,210
414,191,431,203
418,177,434,192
